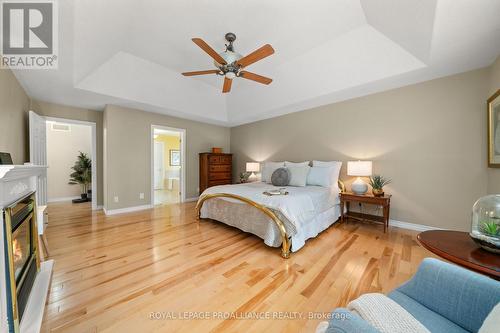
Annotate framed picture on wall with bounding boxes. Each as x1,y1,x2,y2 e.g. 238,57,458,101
488,89,500,167
170,149,180,166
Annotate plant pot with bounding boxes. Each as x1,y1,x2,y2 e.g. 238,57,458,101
81,193,88,200
372,188,384,197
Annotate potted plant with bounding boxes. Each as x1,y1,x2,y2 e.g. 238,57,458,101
369,175,391,197
239,172,250,183
68,152,92,202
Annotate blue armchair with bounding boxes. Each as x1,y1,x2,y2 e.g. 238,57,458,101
327,258,500,333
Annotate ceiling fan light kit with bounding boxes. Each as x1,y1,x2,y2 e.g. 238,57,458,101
182,32,274,93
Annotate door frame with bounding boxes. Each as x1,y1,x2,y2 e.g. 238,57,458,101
45,116,98,211
153,141,165,190
150,125,186,205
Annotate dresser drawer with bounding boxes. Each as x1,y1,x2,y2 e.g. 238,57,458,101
209,165,231,173
220,155,232,164
208,155,221,164
209,172,231,181
208,180,232,187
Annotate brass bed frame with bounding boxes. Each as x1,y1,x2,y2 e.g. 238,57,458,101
195,180,345,259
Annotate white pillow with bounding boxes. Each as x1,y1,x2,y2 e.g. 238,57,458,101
285,161,310,167
307,166,335,187
261,162,285,183
311,161,342,188
313,160,342,168
287,165,311,187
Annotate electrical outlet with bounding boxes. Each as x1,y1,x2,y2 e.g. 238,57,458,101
114,196,119,203
139,193,144,199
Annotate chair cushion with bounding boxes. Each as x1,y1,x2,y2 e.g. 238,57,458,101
389,290,469,333
394,258,500,333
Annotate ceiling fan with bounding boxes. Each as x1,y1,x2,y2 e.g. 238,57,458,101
182,32,274,93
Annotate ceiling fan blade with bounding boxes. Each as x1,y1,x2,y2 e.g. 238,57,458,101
182,70,219,76
222,77,232,93
236,44,274,68
239,71,272,85
192,38,227,65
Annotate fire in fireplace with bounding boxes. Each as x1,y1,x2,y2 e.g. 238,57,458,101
4,192,40,330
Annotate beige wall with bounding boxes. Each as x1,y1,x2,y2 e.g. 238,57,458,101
488,56,500,194
32,100,104,206
231,68,490,230
46,122,92,200
104,105,230,210
0,69,30,164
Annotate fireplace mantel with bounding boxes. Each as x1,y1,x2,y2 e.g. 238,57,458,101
0,165,52,333
0,165,47,208
0,165,47,182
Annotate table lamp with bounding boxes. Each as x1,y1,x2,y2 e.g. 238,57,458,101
246,162,260,182
347,161,372,194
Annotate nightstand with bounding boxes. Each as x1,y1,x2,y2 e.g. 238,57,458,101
340,192,392,232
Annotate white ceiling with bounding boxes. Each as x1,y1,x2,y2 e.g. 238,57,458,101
13,0,500,126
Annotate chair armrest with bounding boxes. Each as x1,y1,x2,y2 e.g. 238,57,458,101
326,308,379,333
395,258,500,333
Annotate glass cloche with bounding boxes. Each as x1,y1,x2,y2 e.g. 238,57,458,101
470,195,500,254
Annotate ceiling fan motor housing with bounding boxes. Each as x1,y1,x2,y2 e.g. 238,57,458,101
214,33,243,77
214,32,243,78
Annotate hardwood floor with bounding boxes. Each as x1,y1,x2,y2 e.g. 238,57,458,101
41,201,436,333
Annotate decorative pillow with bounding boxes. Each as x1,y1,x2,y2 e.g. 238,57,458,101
271,168,291,186
285,161,310,167
307,166,335,187
261,161,285,183
287,165,311,187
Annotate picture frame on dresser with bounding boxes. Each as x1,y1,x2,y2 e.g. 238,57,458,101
488,89,500,167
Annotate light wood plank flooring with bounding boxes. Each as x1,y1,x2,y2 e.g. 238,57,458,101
41,201,436,332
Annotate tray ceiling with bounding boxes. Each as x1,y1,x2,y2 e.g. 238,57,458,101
13,0,500,126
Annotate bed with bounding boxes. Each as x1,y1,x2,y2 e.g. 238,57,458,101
195,181,343,258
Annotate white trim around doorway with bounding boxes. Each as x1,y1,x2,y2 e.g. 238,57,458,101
45,116,98,211
151,125,186,205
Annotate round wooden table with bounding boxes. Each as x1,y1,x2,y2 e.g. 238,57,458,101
417,230,500,279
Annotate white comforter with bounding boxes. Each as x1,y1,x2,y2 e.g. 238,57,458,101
201,182,340,236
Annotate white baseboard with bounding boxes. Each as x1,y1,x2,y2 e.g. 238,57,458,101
103,204,153,216
94,205,103,210
390,219,444,232
48,196,80,203
184,196,199,202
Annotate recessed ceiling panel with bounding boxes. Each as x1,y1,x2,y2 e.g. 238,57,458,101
10,0,500,126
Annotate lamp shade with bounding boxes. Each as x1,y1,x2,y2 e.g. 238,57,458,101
246,162,260,173
347,161,372,176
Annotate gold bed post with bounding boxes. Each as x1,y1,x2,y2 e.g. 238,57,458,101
195,193,292,259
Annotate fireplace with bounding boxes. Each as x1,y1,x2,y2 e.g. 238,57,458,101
4,192,40,330
0,164,52,333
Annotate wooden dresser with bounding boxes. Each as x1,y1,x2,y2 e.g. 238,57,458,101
199,153,232,194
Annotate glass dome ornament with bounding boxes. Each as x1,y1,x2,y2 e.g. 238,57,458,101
470,195,500,253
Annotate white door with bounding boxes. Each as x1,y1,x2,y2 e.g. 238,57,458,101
29,111,48,206
154,142,164,190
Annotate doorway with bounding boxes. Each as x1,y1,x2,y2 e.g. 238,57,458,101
29,111,98,210
151,125,186,205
